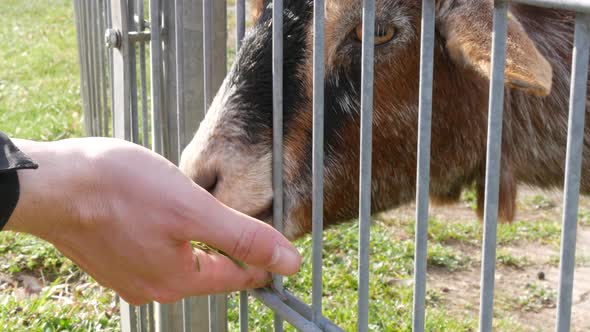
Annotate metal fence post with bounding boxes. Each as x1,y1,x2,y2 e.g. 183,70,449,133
108,0,136,329
478,2,509,331
155,0,228,331
555,12,590,332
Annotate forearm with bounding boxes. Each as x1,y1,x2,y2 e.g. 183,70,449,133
5,139,87,241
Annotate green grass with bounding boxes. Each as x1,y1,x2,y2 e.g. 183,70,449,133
514,282,557,313
0,0,83,141
0,232,118,331
579,208,590,227
496,251,531,269
406,217,562,248
228,221,479,331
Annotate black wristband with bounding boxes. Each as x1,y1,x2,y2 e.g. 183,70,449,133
0,170,20,231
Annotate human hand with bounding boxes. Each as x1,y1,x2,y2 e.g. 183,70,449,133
6,137,301,305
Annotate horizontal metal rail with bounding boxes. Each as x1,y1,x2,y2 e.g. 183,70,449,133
282,291,344,332
511,0,590,13
250,289,322,332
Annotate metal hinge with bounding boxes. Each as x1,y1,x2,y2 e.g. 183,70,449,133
105,18,152,49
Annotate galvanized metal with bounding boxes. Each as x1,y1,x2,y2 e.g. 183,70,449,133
147,0,168,330
412,1,435,332
239,292,249,332
237,3,249,329
312,0,326,325
283,291,345,332
120,297,139,332
272,0,285,330
129,31,152,43
358,1,375,331
109,1,136,331
251,289,323,332
555,13,590,332
137,0,149,148
106,0,116,136
236,0,246,51
511,0,590,13
128,0,139,144
88,0,100,136
150,0,163,155
98,0,110,137
111,0,132,142
478,2,509,332
170,2,192,331
139,304,148,332
203,0,213,111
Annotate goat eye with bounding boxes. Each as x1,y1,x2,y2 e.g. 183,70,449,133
354,24,395,46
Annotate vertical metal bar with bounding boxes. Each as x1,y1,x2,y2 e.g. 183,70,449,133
478,2,508,332
555,13,590,332
412,1,435,332
182,296,191,332
111,0,132,140
358,1,375,331
150,0,163,154
272,0,285,330
90,1,103,136
138,0,149,147
148,303,156,332
312,0,325,325
121,298,139,332
98,0,110,136
173,0,192,330
203,0,213,111
110,1,136,330
239,292,248,332
175,0,186,158
139,305,148,332
236,0,246,51
106,0,116,136
73,0,91,136
85,0,96,136
237,1,249,328
202,1,221,330
91,0,104,137
149,0,167,329
83,0,98,136
128,0,139,143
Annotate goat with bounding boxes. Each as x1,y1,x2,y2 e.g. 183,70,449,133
180,0,590,240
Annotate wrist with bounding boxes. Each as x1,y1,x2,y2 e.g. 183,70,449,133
5,139,90,242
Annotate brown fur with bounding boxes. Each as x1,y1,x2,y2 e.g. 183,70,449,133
251,0,265,23
285,0,586,237
183,0,590,240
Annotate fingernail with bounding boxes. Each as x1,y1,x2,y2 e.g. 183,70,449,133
270,245,301,274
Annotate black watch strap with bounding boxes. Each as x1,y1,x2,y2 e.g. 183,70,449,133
0,171,21,230
0,131,39,231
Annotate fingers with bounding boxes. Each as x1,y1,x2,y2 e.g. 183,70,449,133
181,250,273,296
181,196,301,276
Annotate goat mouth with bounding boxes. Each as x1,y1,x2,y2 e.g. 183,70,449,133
252,203,273,224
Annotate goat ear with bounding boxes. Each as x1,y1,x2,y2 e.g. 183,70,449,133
251,0,265,23
437,1,553,97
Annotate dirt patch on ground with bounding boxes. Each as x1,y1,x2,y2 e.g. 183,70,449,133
385,187,590,331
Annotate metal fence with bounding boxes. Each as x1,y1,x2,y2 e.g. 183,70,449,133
74,0,590,331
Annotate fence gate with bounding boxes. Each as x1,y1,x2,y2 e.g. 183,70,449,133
74,0,590,331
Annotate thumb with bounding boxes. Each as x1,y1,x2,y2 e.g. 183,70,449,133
180,195,302,276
